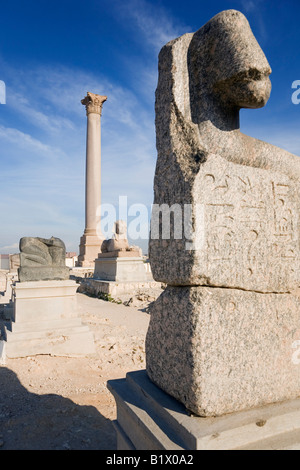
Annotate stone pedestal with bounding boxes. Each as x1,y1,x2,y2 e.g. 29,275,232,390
94,253,148,282
18,266,70,283
146,286,300,417
108,370,300,450
0,280,95,361
78,233,103,267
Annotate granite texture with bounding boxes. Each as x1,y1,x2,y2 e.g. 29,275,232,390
149,9,300,291
146,286,300,417
146,9,300,418
18,237,69,282
150,153,300,292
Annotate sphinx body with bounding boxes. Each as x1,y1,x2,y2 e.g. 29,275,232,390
18,236,69,282
146,10,300,417
101,221,142,257
149,9,300,292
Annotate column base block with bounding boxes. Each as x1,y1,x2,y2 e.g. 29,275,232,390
77,233,103,267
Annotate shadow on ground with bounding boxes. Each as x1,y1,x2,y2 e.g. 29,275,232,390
0,367,116,450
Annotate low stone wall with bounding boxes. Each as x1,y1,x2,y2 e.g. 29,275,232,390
77,278,164,310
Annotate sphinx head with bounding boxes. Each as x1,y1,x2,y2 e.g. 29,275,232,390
188,10,271,121
115,220,127,236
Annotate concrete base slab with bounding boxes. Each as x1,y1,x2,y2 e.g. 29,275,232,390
0,280,96,362
108,370,300,450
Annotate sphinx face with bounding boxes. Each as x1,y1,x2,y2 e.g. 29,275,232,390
189,10,272,110
115,220,127,236
214,67,272,109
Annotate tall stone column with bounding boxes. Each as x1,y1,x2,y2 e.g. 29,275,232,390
77,92,107,267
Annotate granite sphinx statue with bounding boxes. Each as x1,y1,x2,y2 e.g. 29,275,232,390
146,10,300,417
101,220,142,257
18,236,70,282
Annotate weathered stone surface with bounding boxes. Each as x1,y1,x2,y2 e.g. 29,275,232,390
150,153,300,292
18,237,69,282
145,9,300,420
18,266,70,283
149,9,300,293
146,286,300,417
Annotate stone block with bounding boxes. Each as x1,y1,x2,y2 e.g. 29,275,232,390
18,266,70,283
77,233,103,267
146,286,300,417
18,236,70,282
108,370,300,450
145,8,300,424
0,280,96,360
94,257,148,282
150,154,300,293
12,280,78,322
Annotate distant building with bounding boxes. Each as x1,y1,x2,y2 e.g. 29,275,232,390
0,254,10,270
65,252,78,268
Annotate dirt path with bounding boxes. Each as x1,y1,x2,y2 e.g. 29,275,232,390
0,293,150,450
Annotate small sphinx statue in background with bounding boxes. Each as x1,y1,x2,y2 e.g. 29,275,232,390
94,220,146,281
18,236,70,282
101,220,142,257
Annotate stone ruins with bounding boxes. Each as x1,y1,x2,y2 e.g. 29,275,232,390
94,220,150,282
18,236,70,282
0,236,95,362
108,10,300,451
77,92,107,267
145,9,300,417
101,220,142,256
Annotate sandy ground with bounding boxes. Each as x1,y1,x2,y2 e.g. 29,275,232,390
0,293,150,450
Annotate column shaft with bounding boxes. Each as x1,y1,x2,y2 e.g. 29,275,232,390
77,91,107,267
85,112,101,235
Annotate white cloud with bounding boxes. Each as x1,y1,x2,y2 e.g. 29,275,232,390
0,125,67,159
115,0,192,51
239,0,267,41
8,91,75,133
240,0,257,12
0,243,18,252
0,60,156,253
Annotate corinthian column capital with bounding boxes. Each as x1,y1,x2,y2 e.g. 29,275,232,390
81,92,107,115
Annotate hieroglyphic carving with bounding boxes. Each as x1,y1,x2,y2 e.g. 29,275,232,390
272,183,296,257
194,154,299,291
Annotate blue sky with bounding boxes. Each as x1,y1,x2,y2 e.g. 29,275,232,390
0,0,300,254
